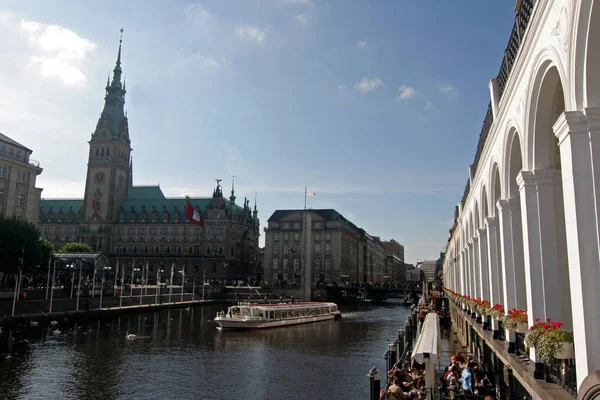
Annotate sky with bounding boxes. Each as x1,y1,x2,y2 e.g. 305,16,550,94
0,0,517,264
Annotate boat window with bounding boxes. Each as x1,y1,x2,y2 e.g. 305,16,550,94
275,310,281,319
282,310,288,319
310,308,316,316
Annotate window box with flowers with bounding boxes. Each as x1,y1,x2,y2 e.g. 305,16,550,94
489,304,505,321
524,319,574,365
476,300,491,316
503,308,529,333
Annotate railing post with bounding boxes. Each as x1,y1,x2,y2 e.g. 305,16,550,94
367,367,380,400
388,343,397,371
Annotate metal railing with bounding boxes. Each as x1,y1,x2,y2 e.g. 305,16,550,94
546,360,577,396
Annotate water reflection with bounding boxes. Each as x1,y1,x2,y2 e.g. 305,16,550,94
0,303,411,400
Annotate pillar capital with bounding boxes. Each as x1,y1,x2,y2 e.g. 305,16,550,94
584,106,600,130
484,216,496,229
477,228,487,238
531,169,561,186
554,110,588,146
516,170,535,191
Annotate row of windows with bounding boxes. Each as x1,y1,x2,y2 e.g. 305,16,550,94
45,227,81,234
0,190,25,205
273,232,331,242
116,245,235,257
118,227,203,235
95,147,110,158
272,243,331,255
0,166,28,183
0,145,23,160
272,258,331,270
271,273,331,283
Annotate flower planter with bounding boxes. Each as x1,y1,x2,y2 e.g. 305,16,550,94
555,342,574,359
515,322,529,333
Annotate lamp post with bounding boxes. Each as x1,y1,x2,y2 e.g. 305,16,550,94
155,268,164,304
69,263,76,299
180,269,185,303
49,259,58,313
75,261,82,312
131,266,140,299
99,266,111,309
45,258,51,300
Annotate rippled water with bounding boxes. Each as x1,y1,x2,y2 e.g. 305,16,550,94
0,303,411,400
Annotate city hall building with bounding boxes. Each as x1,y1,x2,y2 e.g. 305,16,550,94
442,0,600,395
38,36,260,280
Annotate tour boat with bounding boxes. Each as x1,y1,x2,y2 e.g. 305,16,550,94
214,301,342,329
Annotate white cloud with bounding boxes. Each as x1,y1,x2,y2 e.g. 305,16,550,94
338,84,347,92
235,25,267,45
397,85,415,101
439,82,459,97
356,40,368,49
424,101,435,110
5,16,97,85
295,14,309,24
286,0,315,6
354,76,383,93
184,4,215,24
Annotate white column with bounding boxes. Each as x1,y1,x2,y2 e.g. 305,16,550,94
534,169,572,330
516,170,545,328
459,249,466,295
485,217,502,332
477,228,490,302
509,197,528,310
554,110,600,388
497,199,517,343
467,242,475,297
473,234,481,300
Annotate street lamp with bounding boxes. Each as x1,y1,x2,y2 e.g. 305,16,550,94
131,266,141,298
179,270,185,303
99,266,111,309
155,269,164,304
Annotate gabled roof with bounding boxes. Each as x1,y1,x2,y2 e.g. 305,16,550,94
0,132,32,152
127,185,166,200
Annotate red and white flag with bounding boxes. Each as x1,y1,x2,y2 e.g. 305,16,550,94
185,200,204,227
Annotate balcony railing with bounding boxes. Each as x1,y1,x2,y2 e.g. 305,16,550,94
460,0,537,208
29,159,41,167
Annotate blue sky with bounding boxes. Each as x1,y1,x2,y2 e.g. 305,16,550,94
0,0,516,263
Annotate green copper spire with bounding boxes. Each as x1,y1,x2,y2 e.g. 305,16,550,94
102,28,127,136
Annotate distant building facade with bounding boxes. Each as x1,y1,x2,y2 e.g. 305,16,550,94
263,209,386,286
418,260,440,282
385,253,405,284
0,133,43,225
38,35,259,281
382,239,404,263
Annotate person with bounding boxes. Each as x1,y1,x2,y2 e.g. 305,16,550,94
461,362,474,395
387,377,407,400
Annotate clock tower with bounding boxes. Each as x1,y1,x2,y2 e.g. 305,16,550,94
82,29,131,251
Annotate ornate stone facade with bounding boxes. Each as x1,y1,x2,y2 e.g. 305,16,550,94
38,34,259,280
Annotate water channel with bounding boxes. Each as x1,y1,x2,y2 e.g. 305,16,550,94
0,302,412,400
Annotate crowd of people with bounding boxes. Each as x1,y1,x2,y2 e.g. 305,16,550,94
379,351,493,400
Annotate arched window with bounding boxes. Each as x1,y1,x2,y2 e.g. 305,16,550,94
101,148,105,157
96,148,99,157
106,147,110,157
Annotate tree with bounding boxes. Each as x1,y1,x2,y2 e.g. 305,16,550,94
0,217,42,286
59,242,93,253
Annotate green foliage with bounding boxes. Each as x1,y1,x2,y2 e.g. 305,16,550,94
0,216,43,274
59,242,93,253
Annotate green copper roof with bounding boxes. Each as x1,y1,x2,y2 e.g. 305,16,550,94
127,185,166,200
40,199,84,222
0,132,32,152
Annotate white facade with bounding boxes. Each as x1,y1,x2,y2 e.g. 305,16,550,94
442,0,600,391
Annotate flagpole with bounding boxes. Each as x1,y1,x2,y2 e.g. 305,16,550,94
49,260,56,313
180,268,185,303
192,273,196,302
45,257,51,300
114,258,119,297
92,263,96,298
119,259,125,309
169,263,174,304
76,261,82,311
155,268,160,304
140,260,145,307
202,270,206,301
99,260,104,309
304,186,307,210
12,264,21,317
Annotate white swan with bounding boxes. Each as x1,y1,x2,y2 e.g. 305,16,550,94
50,320,58,327
52,329,61,335
29,321,39,327
125,332,137,340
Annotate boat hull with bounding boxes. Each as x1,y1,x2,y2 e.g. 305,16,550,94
215,312,340,329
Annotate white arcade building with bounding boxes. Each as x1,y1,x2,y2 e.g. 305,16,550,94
443,0,600,396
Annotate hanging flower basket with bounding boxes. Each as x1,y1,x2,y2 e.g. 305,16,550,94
524,319,574,365
503,308,528,332
477,300,491,316
489,304,505,321
555,342,574,359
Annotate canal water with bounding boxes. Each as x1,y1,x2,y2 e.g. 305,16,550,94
0,303,412,400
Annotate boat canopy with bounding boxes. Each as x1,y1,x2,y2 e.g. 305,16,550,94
411,313,442,365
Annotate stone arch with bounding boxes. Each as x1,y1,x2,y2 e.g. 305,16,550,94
481,185,489,219
505,129,524,200
572,0,600,108
490,162,502,216
474,201,480,231
527,56,572,330
525,48,568,170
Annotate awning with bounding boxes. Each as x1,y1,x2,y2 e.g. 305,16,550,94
411,313,442,364
53,252,111,270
